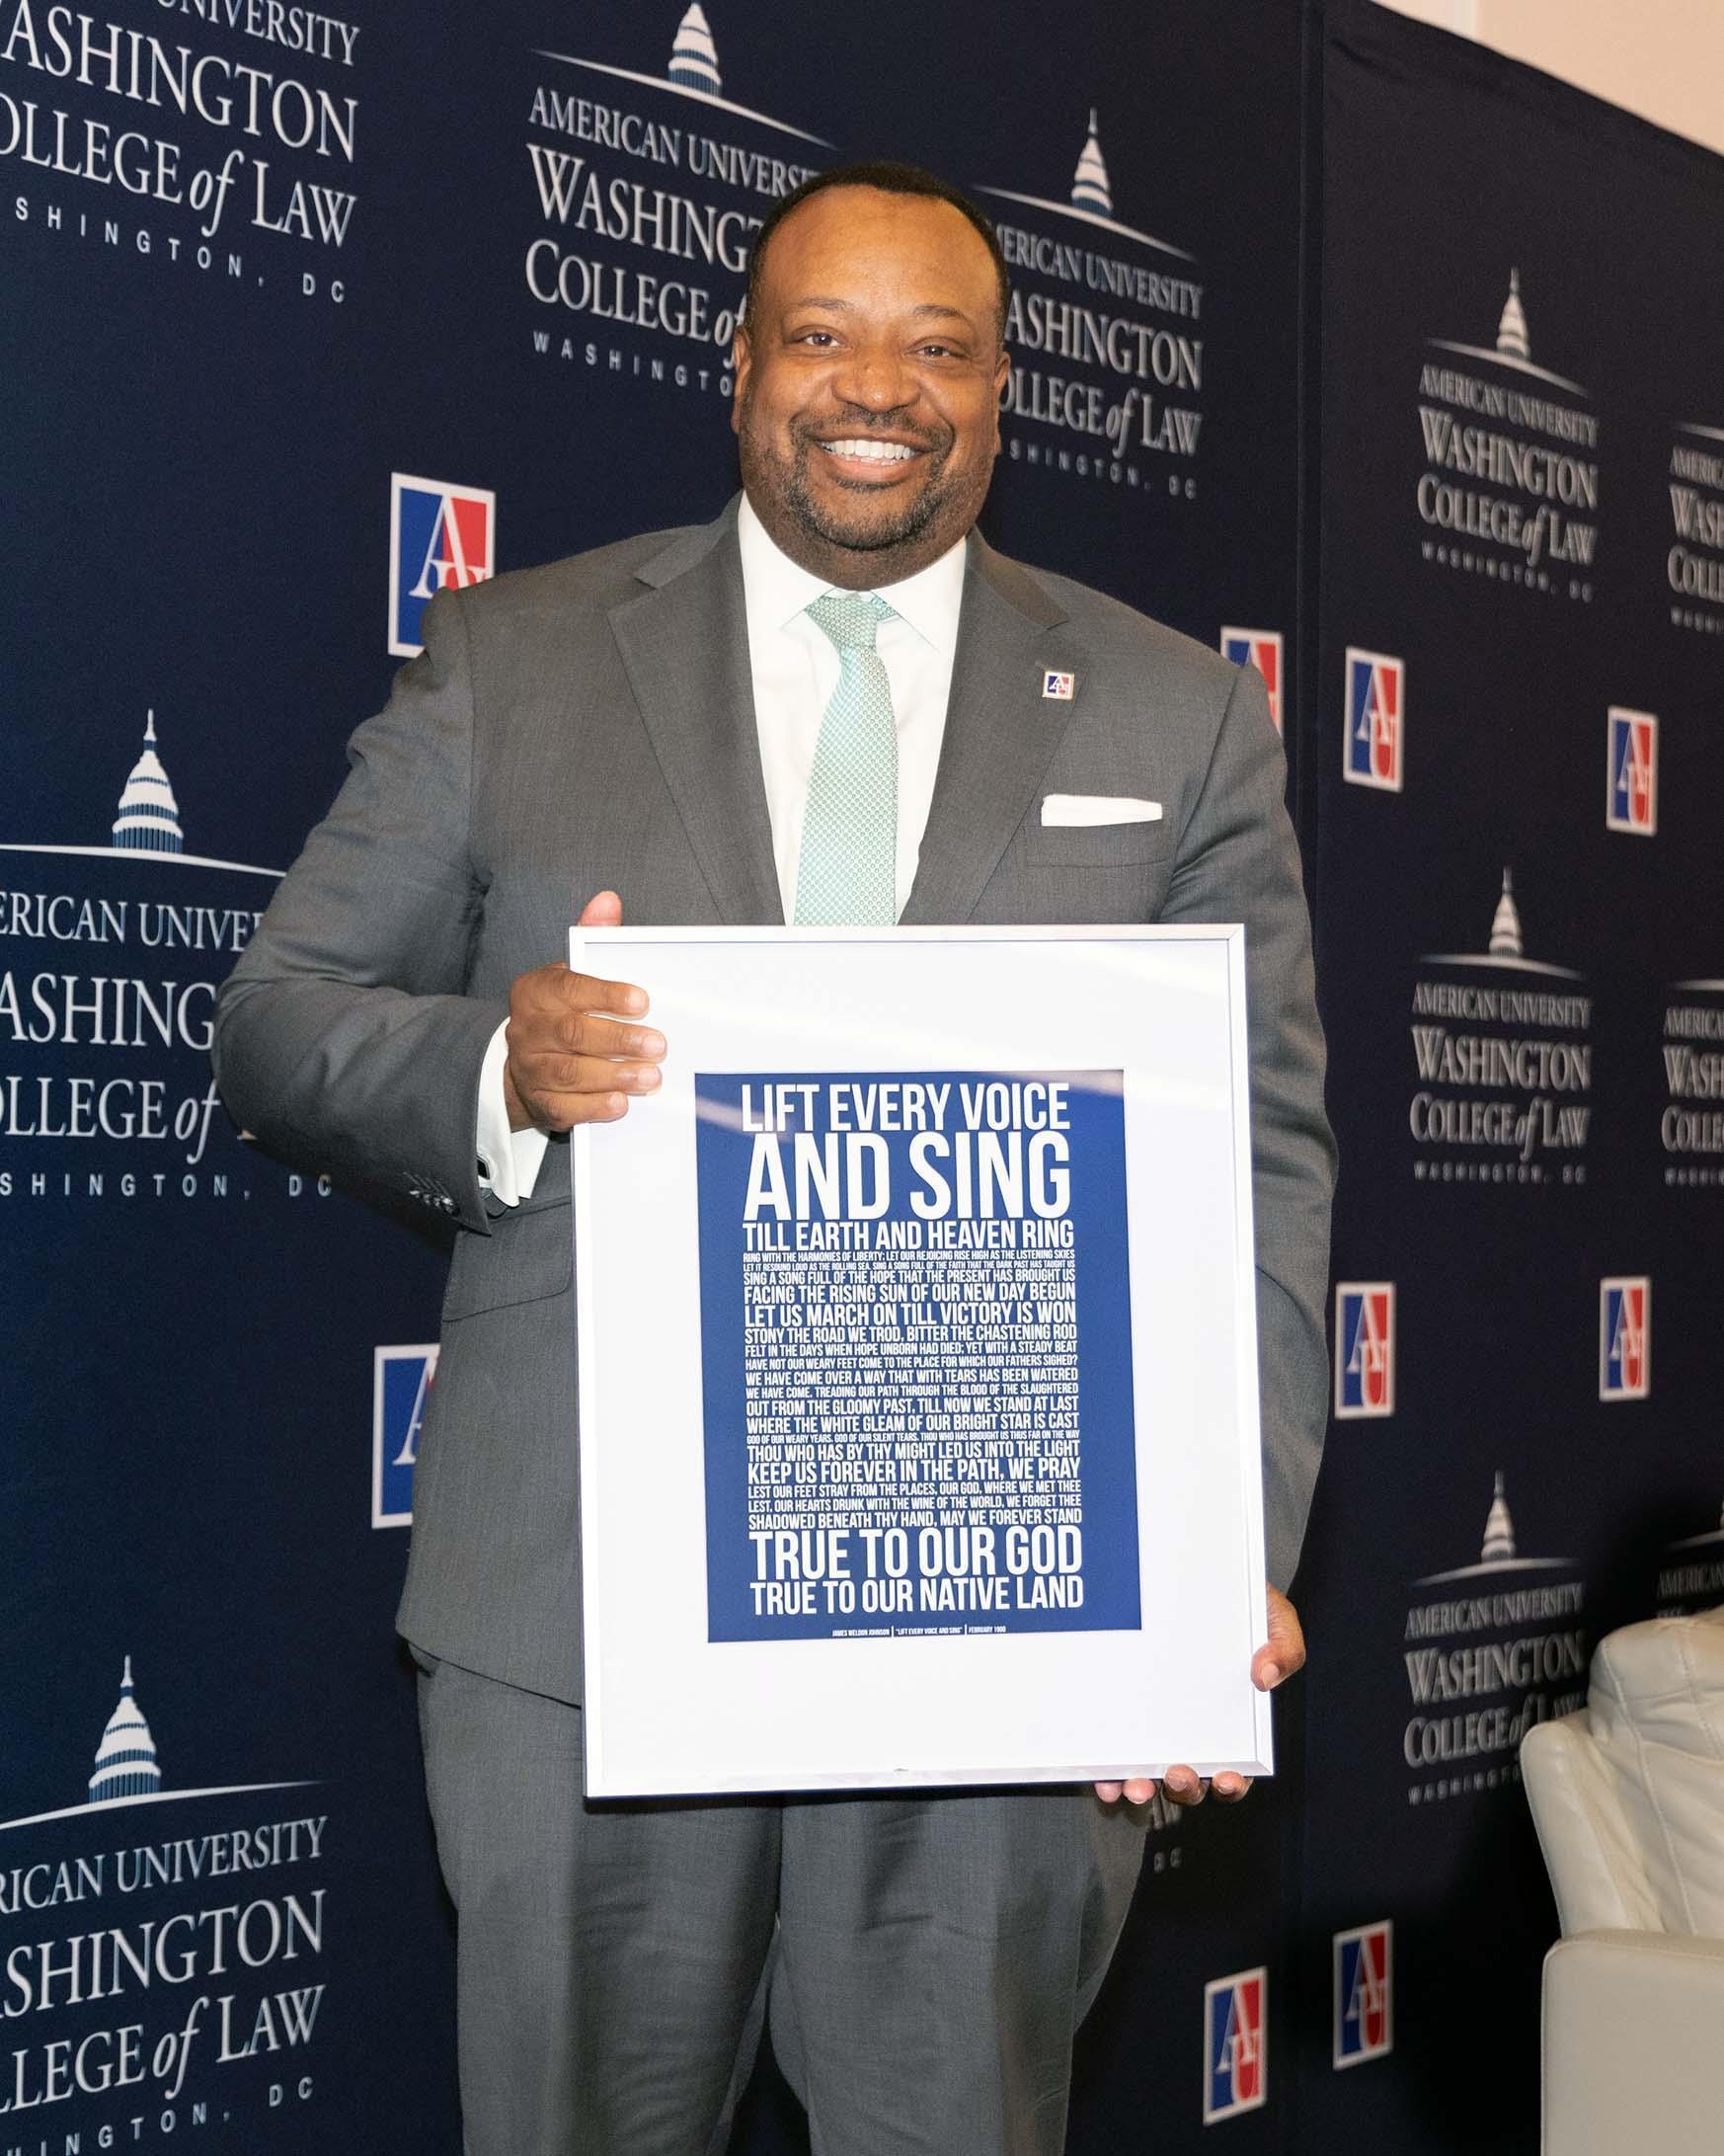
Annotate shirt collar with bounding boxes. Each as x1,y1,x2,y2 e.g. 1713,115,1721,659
738,492,967,655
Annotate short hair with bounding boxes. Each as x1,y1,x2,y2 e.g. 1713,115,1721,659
744,160,1010,342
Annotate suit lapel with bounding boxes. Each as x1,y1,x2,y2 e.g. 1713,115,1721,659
606,508,783,925
901,535,1082,925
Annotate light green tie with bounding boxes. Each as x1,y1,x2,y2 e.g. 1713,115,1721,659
794,592,898,926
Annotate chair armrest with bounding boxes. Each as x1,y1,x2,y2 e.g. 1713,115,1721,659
1543,1931,1724,2155
1522,1717,1659,1934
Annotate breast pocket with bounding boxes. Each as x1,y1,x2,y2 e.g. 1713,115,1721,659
1024,816,1178,870
442,1198,574,1322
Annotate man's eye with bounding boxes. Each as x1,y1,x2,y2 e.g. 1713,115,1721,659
796,331,836,347
918,344,960,359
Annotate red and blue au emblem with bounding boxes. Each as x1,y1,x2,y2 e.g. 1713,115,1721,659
1333,1922,1393,2066
1599,1278,1650,1399
1221,628,1284,734
1335,1283,1394,1418
1344,648,1403,791
1204,1967,1266,2121
389,473,497,657
373,1344,438,1527
1606,708,1657,835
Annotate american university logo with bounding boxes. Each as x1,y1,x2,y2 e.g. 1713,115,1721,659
0,711,295,1209
1599,1278,1650,1400
373,1344,438,1527
1204,1967,1266,2122
1343,649,1402,791
1220,629,1283,734
1335,1283,1394,1418
978,111,1208,502
1409,870,1593,1187
0,1655,329,2131
1606,708,1658,836
1333,1921,1393,2067
389,475,496,657
1403,1474,1585,1804
1418,268,1600,604
524,9,825,392
1661,978,1724,1187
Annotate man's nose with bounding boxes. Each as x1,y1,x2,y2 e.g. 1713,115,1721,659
828,342,915,413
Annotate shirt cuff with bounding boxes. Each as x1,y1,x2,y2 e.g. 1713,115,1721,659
476,1021,548,1207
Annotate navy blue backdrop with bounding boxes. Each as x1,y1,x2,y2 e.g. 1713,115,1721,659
2,1,1716,2149
1294,6,1724,2152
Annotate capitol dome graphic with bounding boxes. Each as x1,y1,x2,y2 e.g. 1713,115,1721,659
89,1657,162,1804
1481,1472,1517,1562
1496,269,1530,361
1488,869,1524,958
667,3,721,94
1071,112,1112,216
112,710,184,854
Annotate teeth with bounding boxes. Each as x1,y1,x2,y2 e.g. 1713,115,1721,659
822,439,916,463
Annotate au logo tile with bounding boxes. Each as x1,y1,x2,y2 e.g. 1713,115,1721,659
1344,649,1403,791
1204,1966,1266,2122
1606,708,1657,835
1599,1278,1649,1400
1335,1283,1395,1418
389,474,496,657
1221,628,1283,734
1333,1922,1393,2066
373,1344,438,1526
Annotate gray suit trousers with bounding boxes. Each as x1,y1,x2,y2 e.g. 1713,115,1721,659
416,1653,1149,2156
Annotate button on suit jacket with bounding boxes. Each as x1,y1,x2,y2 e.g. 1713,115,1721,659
214,497,1335,1706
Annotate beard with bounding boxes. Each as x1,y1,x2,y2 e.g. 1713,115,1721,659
739,404,969,557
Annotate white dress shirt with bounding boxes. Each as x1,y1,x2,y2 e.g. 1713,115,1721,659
476,497,969,1204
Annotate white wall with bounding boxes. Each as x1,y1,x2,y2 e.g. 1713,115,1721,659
1374,0,1724,156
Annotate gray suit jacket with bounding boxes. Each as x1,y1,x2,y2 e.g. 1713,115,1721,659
214,498,1334,1706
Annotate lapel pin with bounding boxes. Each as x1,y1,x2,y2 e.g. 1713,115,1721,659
1042,671,1075,701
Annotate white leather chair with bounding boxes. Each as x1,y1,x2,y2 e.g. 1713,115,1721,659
1521,1604,1724,2155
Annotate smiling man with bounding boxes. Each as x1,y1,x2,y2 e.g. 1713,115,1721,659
215,163,1333,2156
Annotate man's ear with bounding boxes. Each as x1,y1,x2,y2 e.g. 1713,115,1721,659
731,323,752,437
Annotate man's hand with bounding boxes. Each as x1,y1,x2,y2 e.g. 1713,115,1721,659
1094,1583,1306,1806
503,891,666,1133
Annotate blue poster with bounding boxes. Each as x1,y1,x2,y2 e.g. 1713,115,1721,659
695,1071,1140,1642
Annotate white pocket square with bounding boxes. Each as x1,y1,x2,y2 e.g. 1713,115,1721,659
1040,794,1163,828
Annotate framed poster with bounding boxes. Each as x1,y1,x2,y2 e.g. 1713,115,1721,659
571,925,1270,1797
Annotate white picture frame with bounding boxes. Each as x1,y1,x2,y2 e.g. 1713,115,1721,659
571,925,1270,1797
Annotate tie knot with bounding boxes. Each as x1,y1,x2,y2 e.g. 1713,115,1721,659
806,591,891,653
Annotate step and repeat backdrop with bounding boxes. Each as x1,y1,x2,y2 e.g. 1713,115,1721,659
0,0,1716,2150
1296,5,1724,2151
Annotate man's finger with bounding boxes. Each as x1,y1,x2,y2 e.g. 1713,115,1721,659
577,888,624,929
1094,1777,1159,1804
516,1083,635,1133
1212,1774,1252,1802
1253,1583,1307,1691
556,967,651,1021
1162,1768,1208,1806
549,1009,666,1063
521,1054,663,1101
